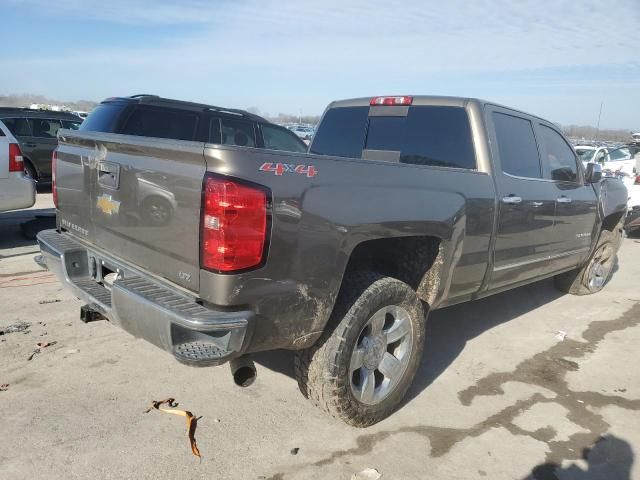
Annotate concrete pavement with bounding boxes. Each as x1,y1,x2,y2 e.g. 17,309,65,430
1,194,638,480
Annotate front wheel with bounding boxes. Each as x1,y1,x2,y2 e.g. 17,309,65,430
554,229,621,295
294,272,426,427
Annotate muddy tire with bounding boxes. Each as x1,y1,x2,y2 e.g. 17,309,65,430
554,229,621,295
294,271,426,427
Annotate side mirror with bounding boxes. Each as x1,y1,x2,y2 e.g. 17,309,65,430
585,162,602,183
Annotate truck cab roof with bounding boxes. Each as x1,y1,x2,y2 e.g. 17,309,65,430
327,95,551,124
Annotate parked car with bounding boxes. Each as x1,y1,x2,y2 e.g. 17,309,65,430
575,145,608,166
37,94,627,427
290,125,315,140
623,174,640,234
602,145,639,177
0,108,82,182
0,121,36,212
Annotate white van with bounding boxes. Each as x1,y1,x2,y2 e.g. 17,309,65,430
0,121,36,212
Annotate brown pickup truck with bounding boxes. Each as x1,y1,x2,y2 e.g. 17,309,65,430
37,94,627,426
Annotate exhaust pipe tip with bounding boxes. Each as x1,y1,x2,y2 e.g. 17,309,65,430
229,356,256,388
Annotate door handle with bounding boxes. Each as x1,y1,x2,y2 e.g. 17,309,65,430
556,196,572,204
501,195,522,204
530,201,544,207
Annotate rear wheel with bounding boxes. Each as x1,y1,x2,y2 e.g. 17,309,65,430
554,229,621,295
294,272,426,427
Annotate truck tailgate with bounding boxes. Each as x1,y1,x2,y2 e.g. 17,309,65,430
56,131,206,292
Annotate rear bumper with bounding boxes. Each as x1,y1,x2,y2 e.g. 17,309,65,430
0,173,36,212
35,229,253,366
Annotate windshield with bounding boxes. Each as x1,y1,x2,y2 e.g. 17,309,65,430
575,148,595,162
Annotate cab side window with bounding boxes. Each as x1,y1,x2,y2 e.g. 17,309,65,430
492,112,541,178
31,119,62,138
2,118,32,137
262,124,307,153
538,125,578,182
220,118,256,148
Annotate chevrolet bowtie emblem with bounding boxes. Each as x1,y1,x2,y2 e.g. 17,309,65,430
96,194,120,215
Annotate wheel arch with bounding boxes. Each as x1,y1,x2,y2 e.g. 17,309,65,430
341,235,444,306
22,156,39,179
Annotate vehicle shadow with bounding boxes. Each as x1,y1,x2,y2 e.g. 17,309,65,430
0,207,55,251
407,277,563,403
254,277,565,402
525,434,633,480
36,183,52,194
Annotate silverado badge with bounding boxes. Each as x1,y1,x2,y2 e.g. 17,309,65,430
96,194,121,215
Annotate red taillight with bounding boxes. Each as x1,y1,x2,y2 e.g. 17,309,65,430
201,174,268,272
52,149,58,208
8,143,23,173
370,96,413,106
635,175,640,185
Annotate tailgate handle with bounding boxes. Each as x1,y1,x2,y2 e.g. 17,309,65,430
97,161,120,189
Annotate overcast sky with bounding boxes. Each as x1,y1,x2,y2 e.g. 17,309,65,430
1,0,638,129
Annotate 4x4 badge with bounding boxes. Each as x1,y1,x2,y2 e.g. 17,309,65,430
259,162,317,178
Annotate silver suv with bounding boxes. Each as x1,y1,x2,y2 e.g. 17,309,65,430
0,121,35,212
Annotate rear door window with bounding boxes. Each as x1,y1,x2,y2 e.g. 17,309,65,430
121,106,198,141
537,125,579,182
220,118,256,147
30,118,62,138
2,118,32,137
492,112,541,178
309,106,369,158
262,124,307,152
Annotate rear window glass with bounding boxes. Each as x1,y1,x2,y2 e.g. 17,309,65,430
366,107,476,169
80,103,127,133
262,124,307,153
492,112,541,178
309,107,368,158
311,105,475,169
2,118,32,137
121,106,198,141
365,116,405,151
